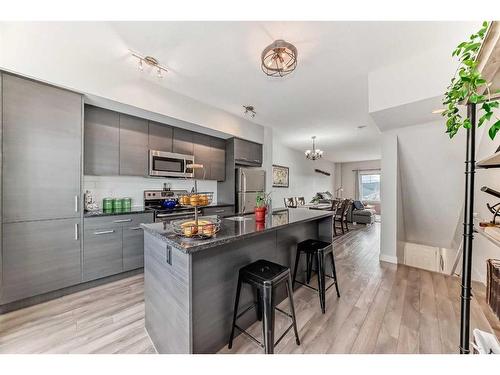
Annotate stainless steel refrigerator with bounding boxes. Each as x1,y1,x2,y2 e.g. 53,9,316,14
235,168,266,215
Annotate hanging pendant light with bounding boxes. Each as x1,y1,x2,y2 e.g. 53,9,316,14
305,136,323,160
261,39,298,77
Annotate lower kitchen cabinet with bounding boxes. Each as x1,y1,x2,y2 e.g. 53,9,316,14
123,225,146,271
1,218,82,305
83,213,153,282
83,226,123,282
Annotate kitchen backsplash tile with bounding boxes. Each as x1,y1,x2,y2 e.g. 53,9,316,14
84,175,218,209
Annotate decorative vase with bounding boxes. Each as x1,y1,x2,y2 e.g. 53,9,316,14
255,206,267,222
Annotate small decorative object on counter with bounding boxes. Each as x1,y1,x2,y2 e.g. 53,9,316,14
178,192,213,207
172,216,221,239
113,198,123,211
255,192,271,222
102,197,113,212
84,190,99,211
122,197,132,211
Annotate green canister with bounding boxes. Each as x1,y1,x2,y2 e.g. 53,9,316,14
113,198,123,211
102,197,113,211
122,197,132,211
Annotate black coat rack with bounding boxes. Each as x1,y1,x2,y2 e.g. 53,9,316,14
460,103,476,354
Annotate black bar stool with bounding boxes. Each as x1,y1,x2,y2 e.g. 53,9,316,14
228,259,300,354
292,239,340,314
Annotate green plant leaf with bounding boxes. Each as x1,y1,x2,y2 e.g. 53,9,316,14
488,120,500,140
464,118,472,129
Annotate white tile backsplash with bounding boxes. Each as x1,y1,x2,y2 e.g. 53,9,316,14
83,175,218,209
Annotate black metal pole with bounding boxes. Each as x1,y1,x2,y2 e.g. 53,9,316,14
460,103,476,354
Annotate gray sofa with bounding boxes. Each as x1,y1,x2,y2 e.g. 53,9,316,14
347,201,376,224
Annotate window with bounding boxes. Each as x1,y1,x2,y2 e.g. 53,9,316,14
359,172,380,202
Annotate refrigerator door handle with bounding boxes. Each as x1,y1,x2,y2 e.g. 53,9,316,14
242,171,247,215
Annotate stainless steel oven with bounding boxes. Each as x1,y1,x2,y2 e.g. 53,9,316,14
149,150,194,178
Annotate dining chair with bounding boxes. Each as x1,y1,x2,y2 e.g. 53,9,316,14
284,197,296,208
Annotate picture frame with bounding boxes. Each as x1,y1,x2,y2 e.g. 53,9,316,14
272,164,289,188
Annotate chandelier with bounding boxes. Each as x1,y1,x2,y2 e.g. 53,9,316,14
305,136,323,160
261,39,298,77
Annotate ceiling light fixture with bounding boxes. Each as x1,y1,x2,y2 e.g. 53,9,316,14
305,136,323,161
243,105,256,118
130,50,168,78
261,39,298,77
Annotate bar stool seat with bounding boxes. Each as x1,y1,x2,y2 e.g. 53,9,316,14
293,239,340,314
228,259,300,354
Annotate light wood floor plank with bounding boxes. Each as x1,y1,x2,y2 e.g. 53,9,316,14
1,223,497,354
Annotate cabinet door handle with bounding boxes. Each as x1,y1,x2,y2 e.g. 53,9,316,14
94,230,115,235
215,209,225,213
129,227,142,230
75,195,79,212
113,218,132,223
74,223,79,240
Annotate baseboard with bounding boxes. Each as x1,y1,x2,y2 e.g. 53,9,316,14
379,254,398,264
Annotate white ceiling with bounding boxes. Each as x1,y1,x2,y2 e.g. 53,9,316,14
106,21,479,162
1,21,479,162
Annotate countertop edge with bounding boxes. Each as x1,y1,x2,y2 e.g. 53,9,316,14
141,210,334,254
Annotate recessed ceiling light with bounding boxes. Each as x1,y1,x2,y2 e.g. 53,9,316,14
432,108,446,114
357,125,367,129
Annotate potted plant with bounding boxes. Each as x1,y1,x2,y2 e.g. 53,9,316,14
442,21,499,139
255,192,271,222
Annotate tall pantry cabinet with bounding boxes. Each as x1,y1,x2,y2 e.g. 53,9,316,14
0,73,83,305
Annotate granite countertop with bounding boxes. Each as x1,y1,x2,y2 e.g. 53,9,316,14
84,207,150,218
141,208,333,254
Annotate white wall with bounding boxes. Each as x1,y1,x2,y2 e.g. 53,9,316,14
84,176,217,209
272,136,336,208
380,132,400,264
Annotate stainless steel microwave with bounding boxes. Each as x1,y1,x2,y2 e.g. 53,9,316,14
149,150,194,178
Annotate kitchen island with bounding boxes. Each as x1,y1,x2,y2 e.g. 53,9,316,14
141,208,334,353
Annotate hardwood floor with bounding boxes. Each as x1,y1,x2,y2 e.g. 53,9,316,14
0,223,497,354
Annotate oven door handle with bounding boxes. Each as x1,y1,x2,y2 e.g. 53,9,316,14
156,212,195,218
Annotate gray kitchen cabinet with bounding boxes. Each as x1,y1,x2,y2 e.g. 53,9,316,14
123,226,146,271
233,138,262,166
249,142,263,165
148,121,173,152
84,105,120,176
83,226,123,282
173,128,194,155
119,114,149,176
193,133,212,179
83,212,153,279
210,137,226,182
2,74,83,222
1,218,82,304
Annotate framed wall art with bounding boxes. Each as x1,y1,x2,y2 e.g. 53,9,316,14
272,164,289,188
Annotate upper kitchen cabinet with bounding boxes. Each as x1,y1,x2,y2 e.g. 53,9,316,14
210,137,226,182
193,133,212,179
2,74,83,222
148,121,173,152
173,128,194,155
119,114,148,176
233,138,263,166
84,105,120,176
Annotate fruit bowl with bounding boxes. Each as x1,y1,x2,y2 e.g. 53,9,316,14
171,216,221,239
178,192,214,207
